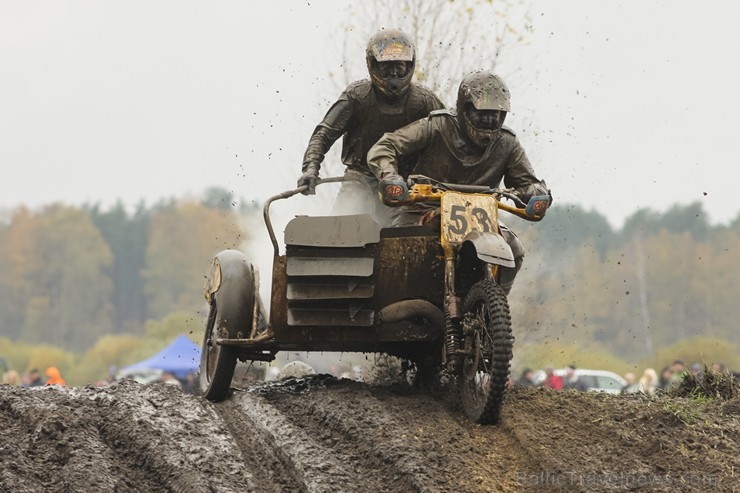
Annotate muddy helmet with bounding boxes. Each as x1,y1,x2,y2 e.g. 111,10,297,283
366,28,415,102
456,71,511,147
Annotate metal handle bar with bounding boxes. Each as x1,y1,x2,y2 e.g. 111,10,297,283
263,176,352,256
407,174,521,202
404,175,542,222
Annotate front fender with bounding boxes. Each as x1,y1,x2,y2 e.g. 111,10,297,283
463,231,515,268
203,249,256,339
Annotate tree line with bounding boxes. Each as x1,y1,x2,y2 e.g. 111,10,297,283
1,192,738,369
0,187,253,352
509,201,740,364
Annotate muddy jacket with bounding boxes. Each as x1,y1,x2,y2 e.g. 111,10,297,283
302,80,444,177
367,110,549,202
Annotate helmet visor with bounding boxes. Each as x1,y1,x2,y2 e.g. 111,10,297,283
369,39,414,62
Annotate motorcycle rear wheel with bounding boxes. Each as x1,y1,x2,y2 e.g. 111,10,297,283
459,279,513,424
199,300,237,401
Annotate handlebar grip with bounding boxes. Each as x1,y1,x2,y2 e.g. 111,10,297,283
525,195,552,216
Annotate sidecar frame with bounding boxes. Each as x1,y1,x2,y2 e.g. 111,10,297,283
210,177,452,364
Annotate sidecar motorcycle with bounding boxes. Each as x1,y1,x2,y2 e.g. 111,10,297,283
199,175,548,424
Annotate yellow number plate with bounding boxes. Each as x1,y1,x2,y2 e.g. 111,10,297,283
441,192,498,245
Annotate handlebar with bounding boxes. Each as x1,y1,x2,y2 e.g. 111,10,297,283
263,174,546,256
263,176,355,256
394,175,544,222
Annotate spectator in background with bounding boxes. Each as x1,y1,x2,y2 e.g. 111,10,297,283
658,366,672,392
710,362,727,374
667,359,687,391
45,367,66,386
638,368,659,396
2,370,21,386
689,362,703,378
622,372,639,393
22,368,44,387
516,368,537,387
563,364,588,391
542,367,563,390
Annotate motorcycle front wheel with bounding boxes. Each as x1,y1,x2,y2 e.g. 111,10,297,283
459,279,513,424
199,300,237,401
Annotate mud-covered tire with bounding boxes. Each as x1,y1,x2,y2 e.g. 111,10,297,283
200,300,237,402
459,280,513,424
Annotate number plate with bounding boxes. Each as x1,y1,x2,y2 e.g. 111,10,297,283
441,192,498,245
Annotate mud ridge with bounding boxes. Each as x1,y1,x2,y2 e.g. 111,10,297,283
1,374,738,493
255,377,536,493
227,390,362,493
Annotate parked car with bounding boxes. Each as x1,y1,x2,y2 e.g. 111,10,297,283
115,367,164,384
531,368,627,394
555,368,627,394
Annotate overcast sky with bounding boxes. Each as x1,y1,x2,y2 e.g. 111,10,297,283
1,1,738,228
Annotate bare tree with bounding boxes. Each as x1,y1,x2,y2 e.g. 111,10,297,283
329,0,535,105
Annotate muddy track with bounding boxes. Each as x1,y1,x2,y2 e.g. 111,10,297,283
221,377,543,493
0,382,252,492
1,376,738,492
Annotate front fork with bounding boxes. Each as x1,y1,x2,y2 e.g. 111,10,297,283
443,247,461,372
443,247,499,373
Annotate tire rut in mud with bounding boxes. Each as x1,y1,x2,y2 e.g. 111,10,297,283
0,381,253,493
214,396,307,493
233,376,539,493
0,385,163,492
5,373,736,492
93,383,251,493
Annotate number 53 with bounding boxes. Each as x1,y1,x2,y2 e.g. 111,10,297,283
447,205,492,235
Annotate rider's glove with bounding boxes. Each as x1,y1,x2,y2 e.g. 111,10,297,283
378,172,409,205
525,193,552,216
297,163,320,195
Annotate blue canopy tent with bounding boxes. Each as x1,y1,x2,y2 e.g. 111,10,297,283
120,334,201,379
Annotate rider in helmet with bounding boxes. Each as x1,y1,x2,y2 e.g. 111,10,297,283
367,70,551,294
456,71,511,148
297,28,444,225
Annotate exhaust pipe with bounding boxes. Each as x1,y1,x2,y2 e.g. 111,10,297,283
379,300,445,336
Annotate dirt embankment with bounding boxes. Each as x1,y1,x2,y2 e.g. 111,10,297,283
0,377,738,492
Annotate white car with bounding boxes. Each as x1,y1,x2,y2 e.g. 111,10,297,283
555,368,627,394
532,368,627,394
115,367,164,384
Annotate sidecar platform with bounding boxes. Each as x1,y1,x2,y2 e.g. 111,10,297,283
266,213,445,353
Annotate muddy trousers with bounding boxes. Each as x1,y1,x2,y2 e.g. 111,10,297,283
497,223,525,295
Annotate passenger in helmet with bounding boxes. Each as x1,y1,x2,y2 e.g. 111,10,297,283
365,30,415,103
297,28,444,226
367,71,551,294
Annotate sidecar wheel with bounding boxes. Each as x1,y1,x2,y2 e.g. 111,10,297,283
200,300,237,401
459,280,513,424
